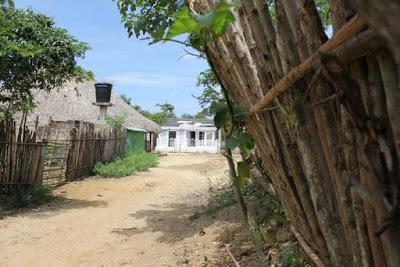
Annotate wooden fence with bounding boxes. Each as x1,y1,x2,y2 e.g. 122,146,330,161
0,118,46,193
0,119,126,191
65,122,125,181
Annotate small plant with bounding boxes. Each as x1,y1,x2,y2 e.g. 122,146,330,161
106,113,127,130
175,246,190,266
189,185,237,221
201,256,209,267
281,247,310,267
93,150,158,177
0,183,52,213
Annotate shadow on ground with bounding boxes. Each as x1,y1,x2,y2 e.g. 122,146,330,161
1,195,107,219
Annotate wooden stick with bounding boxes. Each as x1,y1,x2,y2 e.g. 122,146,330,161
251,15,367,113
225,244,241,267
290,226,326,267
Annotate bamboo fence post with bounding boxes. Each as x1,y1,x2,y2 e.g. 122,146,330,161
250,15,367,114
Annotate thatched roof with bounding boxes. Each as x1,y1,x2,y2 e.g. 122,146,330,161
27,81,160,133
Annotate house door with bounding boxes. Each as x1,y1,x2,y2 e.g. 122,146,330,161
168,131,176,147
188,131,196,147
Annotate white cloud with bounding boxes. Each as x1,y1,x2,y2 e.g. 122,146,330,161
101,72,191,86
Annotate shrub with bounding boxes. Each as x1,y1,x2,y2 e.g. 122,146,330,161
0,183,52,211
281,248,310,267
93,150,159,177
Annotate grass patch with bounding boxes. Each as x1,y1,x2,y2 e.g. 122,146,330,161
93,150,159,177
281,247,310,267
189,184,237,221
0,183,53,218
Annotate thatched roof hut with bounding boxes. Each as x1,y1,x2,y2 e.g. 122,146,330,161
27,81,160,133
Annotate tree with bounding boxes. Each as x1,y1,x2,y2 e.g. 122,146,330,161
120,94,132,105
114,0,184,39
194,68,223,115
0,7,92,118
194,111,207,119
156,102,176,118
116,0,400,266
133,103,173,126
1,0,14,8
181,113,194,119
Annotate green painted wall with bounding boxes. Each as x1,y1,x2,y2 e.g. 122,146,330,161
126,130,145,151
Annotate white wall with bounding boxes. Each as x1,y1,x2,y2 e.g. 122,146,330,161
156,127,221,153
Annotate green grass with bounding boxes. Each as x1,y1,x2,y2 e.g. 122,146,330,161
281,247,311,267
189,185,237,221
0,183,53,218
93,150,159,177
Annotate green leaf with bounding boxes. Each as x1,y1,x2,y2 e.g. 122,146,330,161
166,7,201,40
261,230,277,245
210,101,227,115
234,161,250,190
211,2,236,37
237,161,250,179
226,137,240,149
233,105,250,122
190,10,215,28
239,132,254,156
214,107,230,128
270,214,288,225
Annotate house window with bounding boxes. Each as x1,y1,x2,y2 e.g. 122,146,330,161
168,131,176,147
206,132,213,146
199,132,205,146
188,131,196,147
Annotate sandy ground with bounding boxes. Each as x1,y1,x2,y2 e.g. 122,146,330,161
0,153,246,267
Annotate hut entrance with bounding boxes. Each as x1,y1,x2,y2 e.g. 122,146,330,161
42,140,70,186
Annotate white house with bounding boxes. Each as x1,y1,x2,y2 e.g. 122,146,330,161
156,119,222,153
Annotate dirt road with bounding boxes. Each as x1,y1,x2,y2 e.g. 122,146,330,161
0,154,242,267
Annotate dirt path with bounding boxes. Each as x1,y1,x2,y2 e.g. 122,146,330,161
0,154,245,267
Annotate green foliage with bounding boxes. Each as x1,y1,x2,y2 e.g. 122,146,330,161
189,184,237,221
281,248,310,267
115,0,239,51
156,102,176,118
0,7,92,117
233,105,250,122
315,0,331,29
0,0,14,8
194,68,223,116
0,183,52,211
235,161,250,190
238,131,254,156
133,102,176,125
166,7,202,40
149,112,169,125
166,0,240,41
181,111,208,119
194,111,207,119
93,150,158,177
115,0,184,38
106,113,127,130
181,113,194,119
120,94,132,105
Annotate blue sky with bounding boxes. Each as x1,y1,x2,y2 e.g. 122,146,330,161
16,0,209,116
